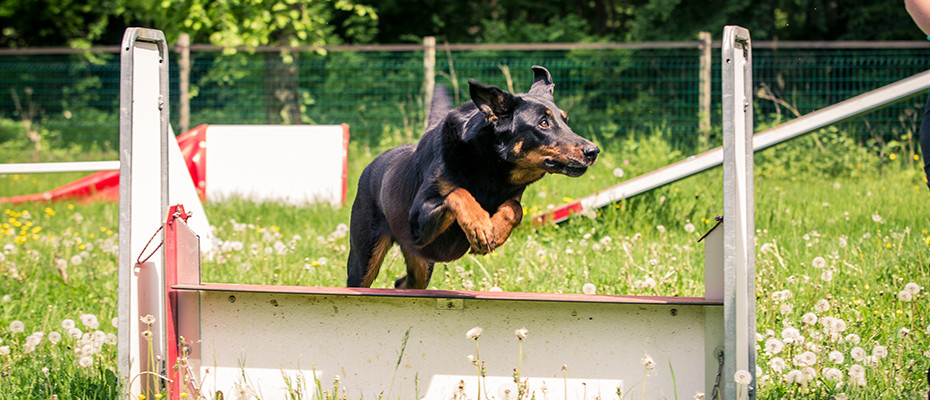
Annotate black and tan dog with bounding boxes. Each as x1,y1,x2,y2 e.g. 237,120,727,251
347,66,599,289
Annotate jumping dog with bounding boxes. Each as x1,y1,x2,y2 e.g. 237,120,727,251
347,66,599,289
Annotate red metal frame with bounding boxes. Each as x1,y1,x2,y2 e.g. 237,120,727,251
164,204,190,400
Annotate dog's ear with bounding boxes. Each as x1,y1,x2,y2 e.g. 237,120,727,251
528,65,554,98
469,79,516,122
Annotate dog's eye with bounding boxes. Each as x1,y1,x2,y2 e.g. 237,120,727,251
539,119,549,128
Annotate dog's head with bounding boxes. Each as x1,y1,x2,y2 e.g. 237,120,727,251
467,66,599,184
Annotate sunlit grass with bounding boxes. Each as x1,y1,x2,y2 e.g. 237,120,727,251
0,133,928,398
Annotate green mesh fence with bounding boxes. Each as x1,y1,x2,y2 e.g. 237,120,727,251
1,44,928,152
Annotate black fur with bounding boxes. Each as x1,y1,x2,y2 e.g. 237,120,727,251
347,66,599,289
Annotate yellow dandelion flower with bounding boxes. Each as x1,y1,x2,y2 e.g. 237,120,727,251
889,154,896,160
915,154,921,161
562,196,574,203
99,227,107,232
44,208,55,216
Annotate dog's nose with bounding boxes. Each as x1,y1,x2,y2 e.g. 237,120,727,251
582,144,600,163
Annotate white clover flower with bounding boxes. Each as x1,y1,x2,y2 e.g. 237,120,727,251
582,283,597,295
898,290,913,302
768,357,786,373
514,328,528,340
811,256,826,268
850,347,866,362
802,312,818,325
9,320,24,334
822,367,843,382
466,327,483,340
733,370,752,385
764,338,785,354
814,299,830,313
828,350,844,364
871,345,888,359
904,282,921,295
784,369,804,384
684,223,695,233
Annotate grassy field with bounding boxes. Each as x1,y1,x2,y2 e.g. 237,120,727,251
0,131,928,399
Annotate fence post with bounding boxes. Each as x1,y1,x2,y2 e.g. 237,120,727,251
699,31,712,142
423,36,436,129
178,33,191,135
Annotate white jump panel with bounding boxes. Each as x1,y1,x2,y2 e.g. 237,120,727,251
192,290,721,399
205,125,348,205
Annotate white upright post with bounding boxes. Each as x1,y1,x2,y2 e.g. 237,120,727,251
721,25,756,400
118,28,170,396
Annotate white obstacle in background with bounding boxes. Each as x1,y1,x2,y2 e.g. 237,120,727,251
204,124,349,206
119,26,757,400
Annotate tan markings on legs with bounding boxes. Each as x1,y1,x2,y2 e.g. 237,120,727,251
488,199,523,248
445,188,495,254
397,248,433,289
360,235,393,287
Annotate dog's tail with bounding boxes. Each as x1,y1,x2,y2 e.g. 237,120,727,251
427,84,452,130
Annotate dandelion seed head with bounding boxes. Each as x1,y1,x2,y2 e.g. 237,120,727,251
814,299,830,313
898,290,913,302
733,370,752,385
784,369,804,384
802,312,818,325
768,357,786,373
823,367,842,381
850,346,866,362
0,346,9,356
828,350,844,364
811,256,826,268
612,168,624,178
582,283,597,295
9,320,24,334
904,282,921,295
466,327,483,340
641,353,655,371
872,345,888,359
764,338,785,354
78,355,93,368
684,223,695,233
514,328,528,340
140,315,155,325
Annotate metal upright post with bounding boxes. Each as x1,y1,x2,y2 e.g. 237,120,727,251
721,25,756,400
118,27,171,397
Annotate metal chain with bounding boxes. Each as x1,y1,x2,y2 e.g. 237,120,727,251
710,348,725,400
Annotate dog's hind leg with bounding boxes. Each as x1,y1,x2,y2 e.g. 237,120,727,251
347,232,394,287
394,248,435,289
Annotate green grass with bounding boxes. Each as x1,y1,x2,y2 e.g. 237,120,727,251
0,131,928,399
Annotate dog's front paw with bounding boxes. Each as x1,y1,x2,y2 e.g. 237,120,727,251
460,217,496,254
